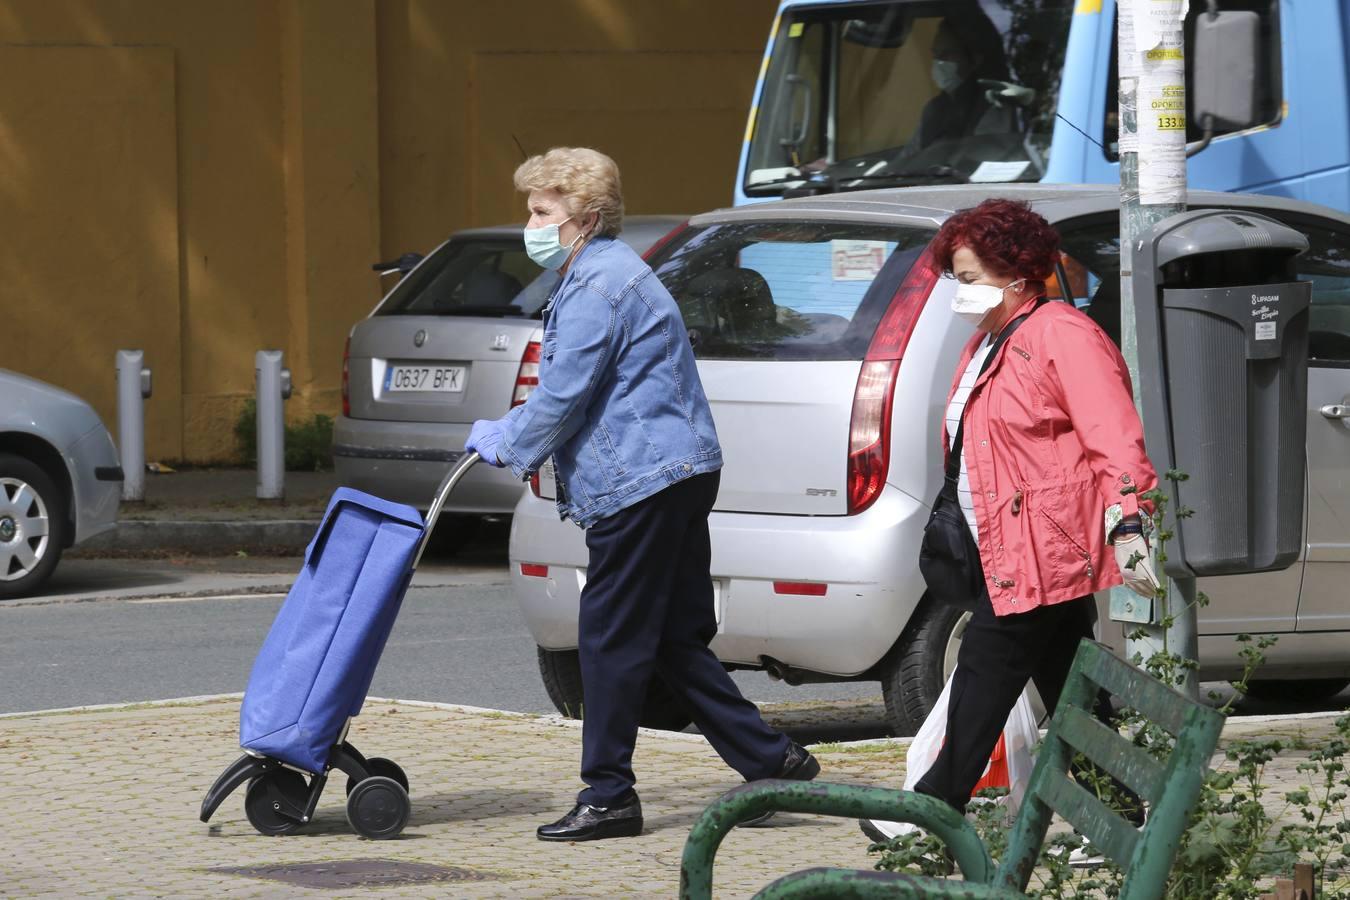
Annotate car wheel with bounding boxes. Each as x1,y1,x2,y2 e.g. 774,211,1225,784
536,646,693,732
1242,678,1350,703
880,597,971,736
0,453,67,600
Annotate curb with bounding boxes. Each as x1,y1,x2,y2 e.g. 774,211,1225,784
75,519,318,555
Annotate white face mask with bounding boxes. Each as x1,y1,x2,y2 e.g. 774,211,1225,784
931,58,963,94
951,279,1025,327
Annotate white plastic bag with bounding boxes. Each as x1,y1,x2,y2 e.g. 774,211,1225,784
866,671,1038,840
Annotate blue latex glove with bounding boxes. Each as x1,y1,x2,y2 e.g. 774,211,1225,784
465,419,506,467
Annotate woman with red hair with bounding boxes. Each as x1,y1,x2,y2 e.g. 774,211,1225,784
864,199,1159,837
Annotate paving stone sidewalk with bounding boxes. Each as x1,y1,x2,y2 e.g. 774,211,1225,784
1,698,1344,898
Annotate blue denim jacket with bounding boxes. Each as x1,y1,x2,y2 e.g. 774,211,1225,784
497,236,722,527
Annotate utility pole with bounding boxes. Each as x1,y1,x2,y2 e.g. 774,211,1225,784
1112,0,1199,697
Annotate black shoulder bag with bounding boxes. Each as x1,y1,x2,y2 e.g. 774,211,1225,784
918,301,1044,611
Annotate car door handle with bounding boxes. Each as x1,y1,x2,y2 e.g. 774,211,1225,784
1320,404,1350,419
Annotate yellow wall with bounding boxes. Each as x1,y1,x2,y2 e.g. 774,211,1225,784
0,0,774,462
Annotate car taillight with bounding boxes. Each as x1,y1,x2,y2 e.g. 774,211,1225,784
341,337,351,418
512,340,542,407
529,471,541,498
846,246,940,515
520,563,548,577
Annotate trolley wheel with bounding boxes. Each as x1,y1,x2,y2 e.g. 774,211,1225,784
345,757,409,796
244,770,308,836
346,775,410,839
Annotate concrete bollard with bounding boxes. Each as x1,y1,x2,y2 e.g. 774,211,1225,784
115,350,152,502
255,350,291,501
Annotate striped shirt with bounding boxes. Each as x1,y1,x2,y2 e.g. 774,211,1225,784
945,338,994,542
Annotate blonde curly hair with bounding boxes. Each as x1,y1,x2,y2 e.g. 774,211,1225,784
514,147,624,238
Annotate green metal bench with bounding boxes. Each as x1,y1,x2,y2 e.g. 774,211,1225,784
679,639,1225,900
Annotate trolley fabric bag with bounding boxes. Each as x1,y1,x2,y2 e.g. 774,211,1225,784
239,487,424,774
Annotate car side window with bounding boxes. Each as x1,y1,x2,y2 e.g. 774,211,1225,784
1290,222,1350,367
1062,214,1350,367
1055,220,1124,345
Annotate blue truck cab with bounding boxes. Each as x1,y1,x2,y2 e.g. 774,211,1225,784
736,0,1349,211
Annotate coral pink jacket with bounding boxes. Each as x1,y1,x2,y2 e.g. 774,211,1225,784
945,297,1158,616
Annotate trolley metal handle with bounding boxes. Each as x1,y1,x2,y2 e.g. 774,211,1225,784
412,451,480,569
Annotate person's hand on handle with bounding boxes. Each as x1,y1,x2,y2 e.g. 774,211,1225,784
465,419,505,467
1113,519,1160,599
977,79,1036,108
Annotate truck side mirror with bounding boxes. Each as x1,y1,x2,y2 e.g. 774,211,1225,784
1191,11,1261,134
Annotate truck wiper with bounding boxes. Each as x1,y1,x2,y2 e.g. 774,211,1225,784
744,172,810,190
746,164,970,195
836,166,970,185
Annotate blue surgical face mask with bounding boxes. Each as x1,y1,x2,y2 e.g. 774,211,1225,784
524,216,583,270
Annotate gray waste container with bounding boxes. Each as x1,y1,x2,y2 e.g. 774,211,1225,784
1133,209,1310,577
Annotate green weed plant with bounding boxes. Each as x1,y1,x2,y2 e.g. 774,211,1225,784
233,398,334,472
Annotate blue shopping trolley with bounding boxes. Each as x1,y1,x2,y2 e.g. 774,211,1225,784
200,453,478,839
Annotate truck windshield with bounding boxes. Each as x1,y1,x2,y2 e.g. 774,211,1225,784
745,0,1074,197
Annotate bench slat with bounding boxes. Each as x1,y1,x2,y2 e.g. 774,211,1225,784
1057,706,1166,804
1037,768,1141,866
1078,644,1190,735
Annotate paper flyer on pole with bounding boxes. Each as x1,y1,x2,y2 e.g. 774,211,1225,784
1134,0,1187,205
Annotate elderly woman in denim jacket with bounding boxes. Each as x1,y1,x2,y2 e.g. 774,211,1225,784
863,198,1159,841
465,148,818,843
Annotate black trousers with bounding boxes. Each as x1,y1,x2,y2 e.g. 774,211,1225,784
914,593,1112,813
577,470,789,807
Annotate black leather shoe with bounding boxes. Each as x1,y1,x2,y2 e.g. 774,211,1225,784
738,741,821,827
536,796,643,842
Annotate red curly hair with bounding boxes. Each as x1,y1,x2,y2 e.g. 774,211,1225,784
931,198,1061,288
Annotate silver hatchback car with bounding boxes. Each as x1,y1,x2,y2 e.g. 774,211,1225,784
0,370,121,598
333,217,685,542
510,185,1350,734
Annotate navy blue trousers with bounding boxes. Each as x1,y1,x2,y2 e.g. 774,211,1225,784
577,470,789,807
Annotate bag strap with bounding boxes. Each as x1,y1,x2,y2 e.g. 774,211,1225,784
946,298,1048,479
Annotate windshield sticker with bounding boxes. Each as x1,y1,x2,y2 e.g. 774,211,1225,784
969,161,1032,183
788,22,804,38
831,241,888,281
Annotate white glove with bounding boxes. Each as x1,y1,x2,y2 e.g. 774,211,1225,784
1114,532,1161,599
978,79,1036,108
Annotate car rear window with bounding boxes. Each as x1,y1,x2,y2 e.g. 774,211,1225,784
376,237,558,317
648,221,935,360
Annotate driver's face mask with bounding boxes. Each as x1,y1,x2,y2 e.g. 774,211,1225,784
931,58,964,94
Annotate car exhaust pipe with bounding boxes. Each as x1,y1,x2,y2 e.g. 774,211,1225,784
760,656,805,686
